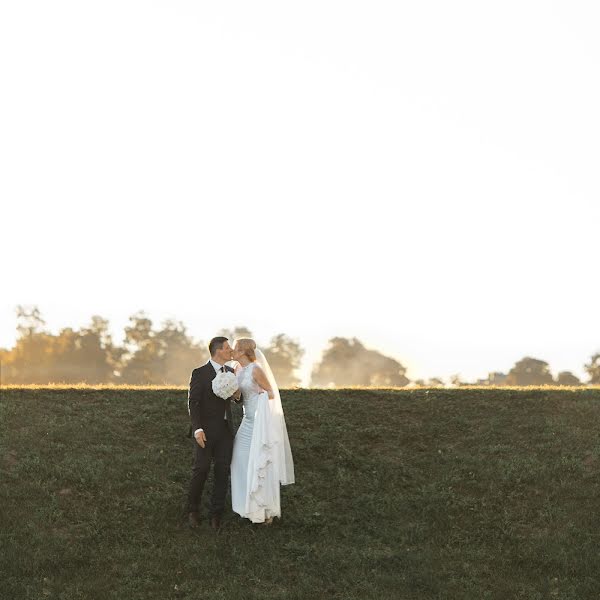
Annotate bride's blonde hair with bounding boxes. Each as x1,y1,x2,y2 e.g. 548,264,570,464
235,338,257,362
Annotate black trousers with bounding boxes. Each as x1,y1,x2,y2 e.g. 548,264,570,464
187,420,234,517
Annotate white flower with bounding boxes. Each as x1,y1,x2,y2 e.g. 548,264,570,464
212,371,239,399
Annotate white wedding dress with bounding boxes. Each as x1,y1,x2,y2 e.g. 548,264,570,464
230,359,294,523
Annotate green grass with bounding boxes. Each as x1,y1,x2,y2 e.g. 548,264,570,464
1,387,600,599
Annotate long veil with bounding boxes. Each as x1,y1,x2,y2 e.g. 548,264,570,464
255,348,295,485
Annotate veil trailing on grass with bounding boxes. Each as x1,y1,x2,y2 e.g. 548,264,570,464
255,348,295,485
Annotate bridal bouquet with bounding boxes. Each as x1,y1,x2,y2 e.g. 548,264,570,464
212,371,239,400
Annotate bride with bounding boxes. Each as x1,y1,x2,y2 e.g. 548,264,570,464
230,338,295,524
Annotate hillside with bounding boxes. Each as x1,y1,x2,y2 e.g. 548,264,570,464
1,387,600,599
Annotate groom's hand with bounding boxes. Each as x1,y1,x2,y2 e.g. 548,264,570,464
194,430,206,448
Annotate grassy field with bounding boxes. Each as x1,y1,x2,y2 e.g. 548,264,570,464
1,386,600,600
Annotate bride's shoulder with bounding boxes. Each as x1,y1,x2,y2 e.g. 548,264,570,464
235,362,259,376
250,362,265,377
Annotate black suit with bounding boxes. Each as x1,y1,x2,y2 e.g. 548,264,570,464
186,362,236,517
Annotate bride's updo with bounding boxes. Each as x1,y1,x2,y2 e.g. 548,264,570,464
235,338,257,362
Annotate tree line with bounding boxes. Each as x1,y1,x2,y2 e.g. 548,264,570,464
0,307,598,386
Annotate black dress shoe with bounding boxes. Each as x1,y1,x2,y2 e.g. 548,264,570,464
188,512,201,528
210,515,222,531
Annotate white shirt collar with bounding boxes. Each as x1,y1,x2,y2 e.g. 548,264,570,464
210,359,226,373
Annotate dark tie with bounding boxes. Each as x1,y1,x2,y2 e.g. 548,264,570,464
220,366,228,421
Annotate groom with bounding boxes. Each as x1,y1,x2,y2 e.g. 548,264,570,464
187,336,240,531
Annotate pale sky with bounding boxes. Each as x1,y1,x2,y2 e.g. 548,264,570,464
1,0,598,384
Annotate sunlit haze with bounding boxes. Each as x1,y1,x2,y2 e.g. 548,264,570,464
1,1,598,383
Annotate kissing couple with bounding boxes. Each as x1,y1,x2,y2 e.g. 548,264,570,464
186,336,295,530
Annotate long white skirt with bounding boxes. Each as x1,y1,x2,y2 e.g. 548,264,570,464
231,396,280,523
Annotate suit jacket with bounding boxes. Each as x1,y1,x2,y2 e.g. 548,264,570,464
188,362,237,437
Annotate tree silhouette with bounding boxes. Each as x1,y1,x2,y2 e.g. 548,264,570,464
1,306,597,387
0,330,54,383
120,313,205,384
264,334,304,387
555,371,581,386
585,353,600,384
488,372,507,386
15,305,46,337
1,308,117,384
119,312,158,384
311,337,409,387
218,326,254,344
155,320,207,383
450,374,466,387
505,357,554,386
414,377,445,387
